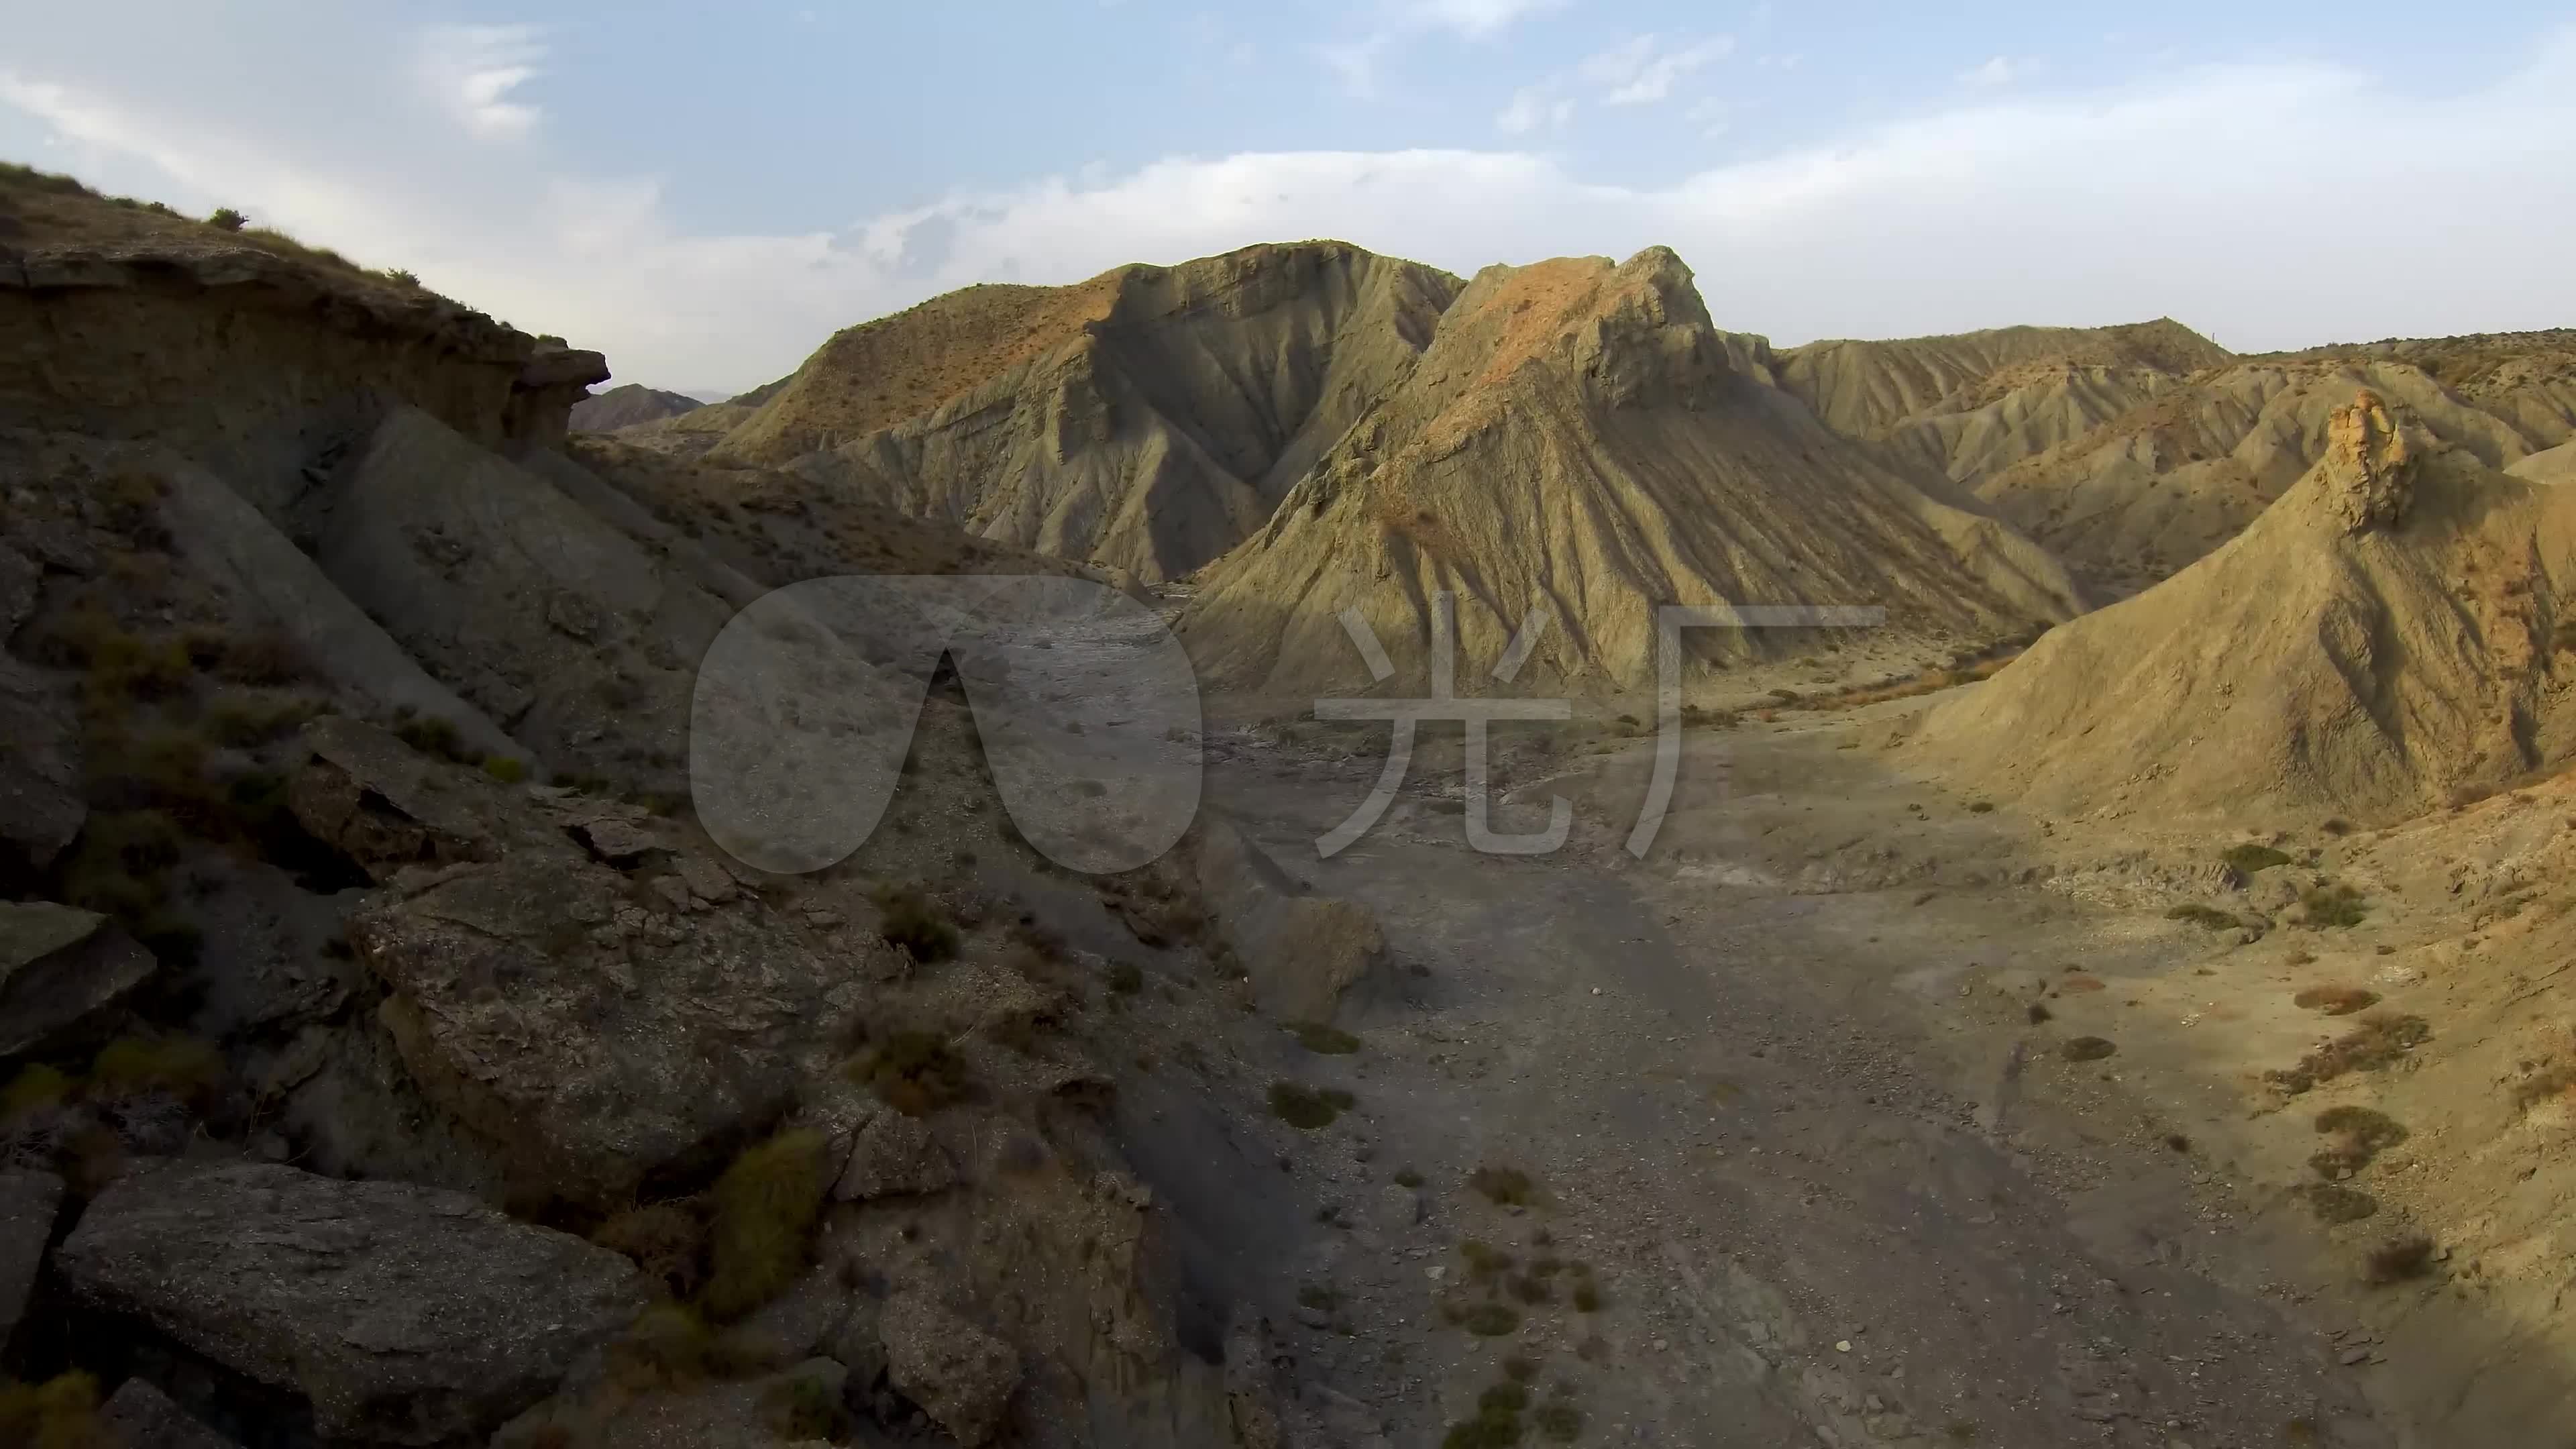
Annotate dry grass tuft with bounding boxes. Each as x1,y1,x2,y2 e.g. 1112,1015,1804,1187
2362,1234,2436,1285
702,1130,830,1320
2292,985,2379,1016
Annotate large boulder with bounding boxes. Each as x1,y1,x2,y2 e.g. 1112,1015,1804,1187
0,1169,61,1344
881,1290,1020,1447
55,1161,648,1445
832,1107,957,1201
0,657,84,870
302,718,869,1208
1192,817,1385,1023
0,902,158,1057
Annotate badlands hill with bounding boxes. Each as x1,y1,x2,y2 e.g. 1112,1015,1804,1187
0,161,1385,1448
1900,389,2576,824
690,241,1462,580
1782,316,2576,595
566,381,704,432
1173,248,2084,698
1776,318,2233,483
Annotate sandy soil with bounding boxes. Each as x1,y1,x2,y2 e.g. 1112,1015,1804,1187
1144,683,2569,1448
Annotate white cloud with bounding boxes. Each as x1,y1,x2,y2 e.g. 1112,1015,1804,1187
1407,0,1572,38
5,21,2576,392
1961,55,2029,89
1495,85,1575,134
1581,34,1735,105
413,25,547,140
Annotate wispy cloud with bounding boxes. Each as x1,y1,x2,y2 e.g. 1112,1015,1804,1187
1581,33,1735,105
412,25,547,141
1407,0,1573,38
1326,0,1571,93
7,18,2575,389
1961,55,2026,89
1495,85,1575,135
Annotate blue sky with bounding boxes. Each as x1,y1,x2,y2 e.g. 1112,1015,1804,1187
5,2,2571,394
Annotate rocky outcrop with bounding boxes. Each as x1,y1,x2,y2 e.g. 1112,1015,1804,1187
314,407,733,787
0,1169,60,1344
0,655,83,870
2320,388,2418,533
0,238,606,504
881,1289,1020,1446
0,902,158,1057
97,1378,243,1449
56,1160,648,1444
293,718,871,1208
833,1107,959,1200
1193,817,1385,1023
569,383,704,433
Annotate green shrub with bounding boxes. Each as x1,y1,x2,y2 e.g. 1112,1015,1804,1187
1459,1301,1521,1336
1291,1022,1362,1055
480,755,528,784
1,1065,75,1121
1479,1382,1530,1414
873,884,959,963
2363,1234,2436,1285
849,1030,973,1116
702,1130,830,1320
90,1034,225,1108
1106,961,1144,995
1268,1081,1352,1129
201,690,317,746
1533,1398,1584,1442
0,1370,109,1449
1469,1165,1535,1205
390,709,464,761
593,1201,707,1299
207,206,247,231
2222,843,2293,874
2298,883,2368,928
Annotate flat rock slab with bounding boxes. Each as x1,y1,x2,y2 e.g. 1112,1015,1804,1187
56,1161,648,1446
0,1169,63,1343
99,1377,242,1449
0,901,157,1057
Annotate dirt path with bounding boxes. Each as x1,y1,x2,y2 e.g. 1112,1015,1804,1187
1188,723,2396,1448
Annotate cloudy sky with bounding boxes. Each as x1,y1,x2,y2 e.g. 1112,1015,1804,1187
5,2,2569,396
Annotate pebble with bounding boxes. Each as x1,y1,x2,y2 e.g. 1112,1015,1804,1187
1835,1340,1853,1354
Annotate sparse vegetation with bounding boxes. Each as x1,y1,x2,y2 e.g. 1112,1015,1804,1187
1458,1301,1521,1336
592,1201,707,1299
1469,1165,1536,1205
480,754,528,784
702,1130,830,1320
2510,1063,2576,1111
1394,1167,1424,1188
2292,985,2379,1016
872,883,961,962
849,1030,973,1116
89,1034,225,1108
2274,1012,2430,1091
1533,1397,1584,1442
2166,904,2239,930
2061,1036,2118,1063
2223,843,2293,874
0,1370,109,1449
207,206,247,231
2294,1182,2378,1224
1105,961,1144,995
2362,1233,2436,1285
2026,1002,2053,1024
1291,1021,1362,1054
1968,800,1995,814
1269,1081,1354,1129
2297,883,2368,928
